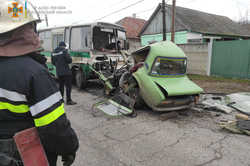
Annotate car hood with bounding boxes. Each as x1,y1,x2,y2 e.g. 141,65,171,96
151,76,203,96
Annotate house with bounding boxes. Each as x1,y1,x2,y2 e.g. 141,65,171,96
116,16,146,52
242,23,250,32
139,4,250,46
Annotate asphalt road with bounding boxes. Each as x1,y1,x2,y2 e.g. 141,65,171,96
58,85,250,166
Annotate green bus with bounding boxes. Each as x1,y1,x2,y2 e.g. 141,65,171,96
38,22,128,89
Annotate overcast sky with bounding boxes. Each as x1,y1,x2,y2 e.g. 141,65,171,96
25,0,250,29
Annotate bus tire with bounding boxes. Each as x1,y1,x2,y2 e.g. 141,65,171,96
71,68,77,85
76,70,87,89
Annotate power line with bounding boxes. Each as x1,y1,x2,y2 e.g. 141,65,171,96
136,0,168,15
177,0,197,4
135,7,156,14
101,0,128,12
94,0,145,21
110,0,128,7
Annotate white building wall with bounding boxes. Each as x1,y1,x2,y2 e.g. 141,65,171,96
178,43,209,75
187,32,203,43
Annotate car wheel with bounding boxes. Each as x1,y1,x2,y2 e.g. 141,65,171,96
132,87,145,109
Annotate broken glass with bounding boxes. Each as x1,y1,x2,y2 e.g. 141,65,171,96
226,93,250,115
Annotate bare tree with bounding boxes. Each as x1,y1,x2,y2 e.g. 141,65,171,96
238,10,250,25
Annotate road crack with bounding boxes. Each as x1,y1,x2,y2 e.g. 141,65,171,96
195,135,229,166
136,132,187,163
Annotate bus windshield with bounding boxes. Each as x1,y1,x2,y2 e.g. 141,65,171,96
93,26,126,52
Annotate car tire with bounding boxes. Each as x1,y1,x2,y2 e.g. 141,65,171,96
133,87,145,109
75,70,87,89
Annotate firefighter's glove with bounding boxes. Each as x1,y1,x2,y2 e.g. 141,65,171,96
62,153,76,166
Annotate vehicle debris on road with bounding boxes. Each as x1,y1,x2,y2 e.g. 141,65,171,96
195,94,233,114
219,119,250,136
94,41,204,116
93,93,135,117
195,93,250,116
226,92,250,115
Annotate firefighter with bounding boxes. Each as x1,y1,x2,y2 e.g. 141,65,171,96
0,0,79,166
52,41,77,105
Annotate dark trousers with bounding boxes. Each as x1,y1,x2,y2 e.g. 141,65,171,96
58,75,72,102
46,152,58,166
0,139,58,166
0,139,22,166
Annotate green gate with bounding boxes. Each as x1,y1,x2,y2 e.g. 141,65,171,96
211,40,250,79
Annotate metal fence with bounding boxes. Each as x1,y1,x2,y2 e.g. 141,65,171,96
211,40,250,79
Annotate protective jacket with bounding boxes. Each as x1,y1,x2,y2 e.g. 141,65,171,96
0,55,79,158
52,47,72,76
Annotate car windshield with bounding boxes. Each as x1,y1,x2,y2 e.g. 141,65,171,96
151,57,187,76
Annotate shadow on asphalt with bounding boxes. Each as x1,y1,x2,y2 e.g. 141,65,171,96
72,80,214,122
73,79,104,97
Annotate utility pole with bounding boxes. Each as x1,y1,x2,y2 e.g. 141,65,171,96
45,14,49,27
171,0,176,42
162,0,166,41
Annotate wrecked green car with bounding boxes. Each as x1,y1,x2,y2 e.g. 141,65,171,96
126,41,203,111
94,41,203,115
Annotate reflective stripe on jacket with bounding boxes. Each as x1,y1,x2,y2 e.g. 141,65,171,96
0,55,78,155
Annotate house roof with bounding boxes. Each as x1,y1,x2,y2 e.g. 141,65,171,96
140,4,250,37
242,24,250,32
116,17,146,39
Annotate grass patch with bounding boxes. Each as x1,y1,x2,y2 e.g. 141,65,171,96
188,74,250,84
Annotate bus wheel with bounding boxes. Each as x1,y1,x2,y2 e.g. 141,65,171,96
71,68,77,85
76,70,87,89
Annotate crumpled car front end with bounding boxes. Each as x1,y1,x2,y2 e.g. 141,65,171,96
150,78,202,111
133,67,202,111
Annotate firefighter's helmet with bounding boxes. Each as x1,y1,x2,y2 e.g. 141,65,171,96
0,0,40,34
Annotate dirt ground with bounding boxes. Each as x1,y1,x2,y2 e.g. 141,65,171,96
189,75,250,94
57,76,250,166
